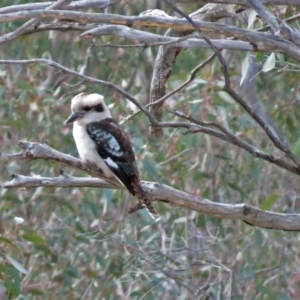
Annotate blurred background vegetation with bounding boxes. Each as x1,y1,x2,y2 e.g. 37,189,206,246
0,0,300,299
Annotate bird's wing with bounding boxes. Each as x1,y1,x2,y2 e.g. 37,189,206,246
86,118,138,195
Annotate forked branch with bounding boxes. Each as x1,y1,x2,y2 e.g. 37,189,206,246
2,141,300,231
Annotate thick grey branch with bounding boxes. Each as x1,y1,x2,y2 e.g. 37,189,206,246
0,9,299,60
2,172,300,231
21,22,93,35
149,3,235,137
247,0,279,33
0,10,300,54
83,25,253,51
3,140,121,188
21,23,287,53
278,19,300,47
0,0,115,15
180,0,300,4
0,0,73,45
0,9,236,27
4,173,112,189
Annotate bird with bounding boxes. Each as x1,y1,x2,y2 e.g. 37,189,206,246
65,92,160,220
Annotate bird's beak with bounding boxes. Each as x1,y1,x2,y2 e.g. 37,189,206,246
65,112,81,124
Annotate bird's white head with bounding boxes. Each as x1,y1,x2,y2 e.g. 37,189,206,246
65,93,111,126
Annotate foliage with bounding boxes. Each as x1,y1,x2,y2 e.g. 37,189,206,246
0,0,300,299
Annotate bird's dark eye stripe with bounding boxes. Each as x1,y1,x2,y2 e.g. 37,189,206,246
94,103,104,112
83,106,91,111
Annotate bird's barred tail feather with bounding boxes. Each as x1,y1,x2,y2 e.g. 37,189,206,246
131,178,160,220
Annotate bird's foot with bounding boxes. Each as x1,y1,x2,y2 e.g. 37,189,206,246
128,202,145,214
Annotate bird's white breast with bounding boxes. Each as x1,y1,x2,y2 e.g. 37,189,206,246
73,122,114,177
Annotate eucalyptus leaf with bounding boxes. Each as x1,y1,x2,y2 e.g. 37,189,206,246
262,53,276,72
6,256,28,275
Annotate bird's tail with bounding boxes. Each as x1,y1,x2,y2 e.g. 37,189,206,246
130,178,160,220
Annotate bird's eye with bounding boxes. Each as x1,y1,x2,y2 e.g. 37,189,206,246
94,103,104,112
83,106,91,111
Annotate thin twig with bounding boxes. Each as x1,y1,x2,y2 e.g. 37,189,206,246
0,58,158,125
0,56,298,175
247,0,279,33
257,12,300,32
154,120,300,175
0,0,73,45
164,0,300,170
0,0,115,15
97,35,192,48
120,52,216,125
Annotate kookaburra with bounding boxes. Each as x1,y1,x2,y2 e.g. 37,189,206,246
65,92,160,220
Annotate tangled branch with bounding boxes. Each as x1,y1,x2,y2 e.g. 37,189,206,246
2,141,300,231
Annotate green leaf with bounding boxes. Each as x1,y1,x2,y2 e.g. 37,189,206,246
193,172,211,181
292,136,300,157
142,155,159,179
261,194,279,210
22,233,46,245
21,225,37,235
247,10,258,29
0,262,9,276
7,265,21,297
217,91,235,104
174,217,187,223
227,183,247,198
255,52,265,62
215,154,231,160
6,256,28,275
0,236,19,251
262,53,275,72
240,55,250,86
16,294,30,300
275,294,292,300
254,229,263,246
276,53,285,63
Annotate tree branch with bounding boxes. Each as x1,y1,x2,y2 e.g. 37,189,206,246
2,141,121,187
0,56,298,175
120,52,216,125
0,9,298,60
247,0,279,34
2,141,300,231
238,54,290,147
166,1,300,171
0,58,158,126
148,3,235,137
0,0,115,15
154,119,300,176
82,25,255,51
178,0,300,4
0,0,73,45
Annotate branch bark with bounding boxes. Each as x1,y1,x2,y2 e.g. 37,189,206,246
177,0,300,4
149,3,235,137
238,54,290,148
247,0,279,34
82,25,255,51
2,141,300,231
0,9,299,60
0,1,115,15
0,0,73,45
